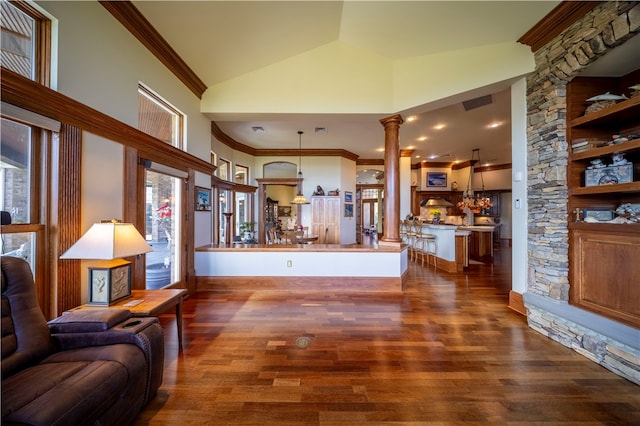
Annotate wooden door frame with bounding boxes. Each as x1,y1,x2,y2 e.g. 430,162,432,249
256,177,303,244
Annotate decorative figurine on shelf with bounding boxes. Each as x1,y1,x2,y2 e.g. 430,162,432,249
587,158,605,169
611,152,629,165
313,185,325,196
573,208,583,223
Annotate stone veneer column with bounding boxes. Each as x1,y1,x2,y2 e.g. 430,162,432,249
524,1,640,384
379,114,403,244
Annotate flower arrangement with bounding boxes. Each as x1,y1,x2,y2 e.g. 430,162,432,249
429,209,441,217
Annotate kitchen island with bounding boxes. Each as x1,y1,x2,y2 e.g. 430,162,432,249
459,224,501,262
419,224,470,273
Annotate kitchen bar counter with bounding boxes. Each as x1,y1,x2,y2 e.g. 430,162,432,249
459,224,501,262
419,224,470,272
195,243,409,293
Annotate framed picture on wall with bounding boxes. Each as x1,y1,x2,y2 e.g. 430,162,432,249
427,172,447,187
195,186,211,211
344,203,353,217
278,206,292,217
345,191,353,203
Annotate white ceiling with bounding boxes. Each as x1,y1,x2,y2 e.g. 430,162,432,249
132,1,564,165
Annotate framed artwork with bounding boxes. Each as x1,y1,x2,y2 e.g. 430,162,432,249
344,191,353,203
278,206,292,217
583,209,615,222
344,203,353,217
427,172,447,187
195,186,211,211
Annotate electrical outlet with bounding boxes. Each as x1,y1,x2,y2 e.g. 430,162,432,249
287,260,292,267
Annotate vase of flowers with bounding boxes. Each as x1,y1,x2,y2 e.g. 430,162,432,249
429,209,442,224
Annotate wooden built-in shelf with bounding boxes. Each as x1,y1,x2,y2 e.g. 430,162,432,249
571,138,640,161
570,96,640,128
568,222,640,232
570,182,640,196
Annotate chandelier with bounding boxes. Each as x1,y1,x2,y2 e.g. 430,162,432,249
291,130,310,204
457,148,493,214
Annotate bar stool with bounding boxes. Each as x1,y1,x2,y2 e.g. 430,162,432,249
404,219,416,261
411,219,424,264
422,234,437,268
400,220,409,252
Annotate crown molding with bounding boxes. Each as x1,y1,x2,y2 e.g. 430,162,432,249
100,1,207,98
212,122,359,161
517,1,600,52
357,159,385,166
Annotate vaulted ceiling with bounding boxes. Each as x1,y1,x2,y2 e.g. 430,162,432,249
131,1,563,164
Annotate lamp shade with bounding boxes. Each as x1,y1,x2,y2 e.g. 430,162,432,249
291,193,310,205
60,222,152,260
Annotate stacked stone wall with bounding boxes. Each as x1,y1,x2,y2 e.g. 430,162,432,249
525,1,640,384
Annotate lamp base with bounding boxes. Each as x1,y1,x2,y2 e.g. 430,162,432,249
87,259,132,305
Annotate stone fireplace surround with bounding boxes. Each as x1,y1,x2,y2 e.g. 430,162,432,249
524,1,639,384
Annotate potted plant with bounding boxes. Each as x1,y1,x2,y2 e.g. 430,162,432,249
429,209,442,224
239,221,256,241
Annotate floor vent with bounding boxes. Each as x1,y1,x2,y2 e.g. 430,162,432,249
463,94,493,111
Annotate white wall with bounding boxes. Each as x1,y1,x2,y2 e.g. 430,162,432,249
511,78,528,294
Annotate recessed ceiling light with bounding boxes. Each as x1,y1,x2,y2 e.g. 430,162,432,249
418,136,428,141
251,126,264,133
377,147,385,152
406,115,418,122
415,155,421,158
433,123,446,130
488,122,502,128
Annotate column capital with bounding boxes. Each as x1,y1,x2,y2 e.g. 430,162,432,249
379,114,404,128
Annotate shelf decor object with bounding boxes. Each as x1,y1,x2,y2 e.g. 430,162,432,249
584,163,633,186
60,220,152,305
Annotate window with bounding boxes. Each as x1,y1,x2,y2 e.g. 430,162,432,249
138,84,184,148
0,115,52,285
218,158,230,181
0,0,51,85
234,164,249,184
137,85,185,288
145,170,181,289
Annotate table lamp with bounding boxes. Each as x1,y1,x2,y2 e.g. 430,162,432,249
60,220,152,305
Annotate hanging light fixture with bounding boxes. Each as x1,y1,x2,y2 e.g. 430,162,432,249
291,130,310,205
457,148,493,214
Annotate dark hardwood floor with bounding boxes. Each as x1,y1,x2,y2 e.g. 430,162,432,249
136,247,640,425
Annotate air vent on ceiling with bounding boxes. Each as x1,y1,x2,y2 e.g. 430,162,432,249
251,126,264,133
462,94,493,111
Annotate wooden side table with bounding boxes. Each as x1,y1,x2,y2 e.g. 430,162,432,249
66,289,187,350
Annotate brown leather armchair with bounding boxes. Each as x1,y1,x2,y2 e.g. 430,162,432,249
1,256,164,425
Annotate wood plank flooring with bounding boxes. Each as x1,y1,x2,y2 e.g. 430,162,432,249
135,248,640,425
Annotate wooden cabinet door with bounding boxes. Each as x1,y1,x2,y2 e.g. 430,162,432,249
310,196,341,244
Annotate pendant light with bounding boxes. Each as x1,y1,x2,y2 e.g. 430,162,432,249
456,148,493,214
291,130,310,204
